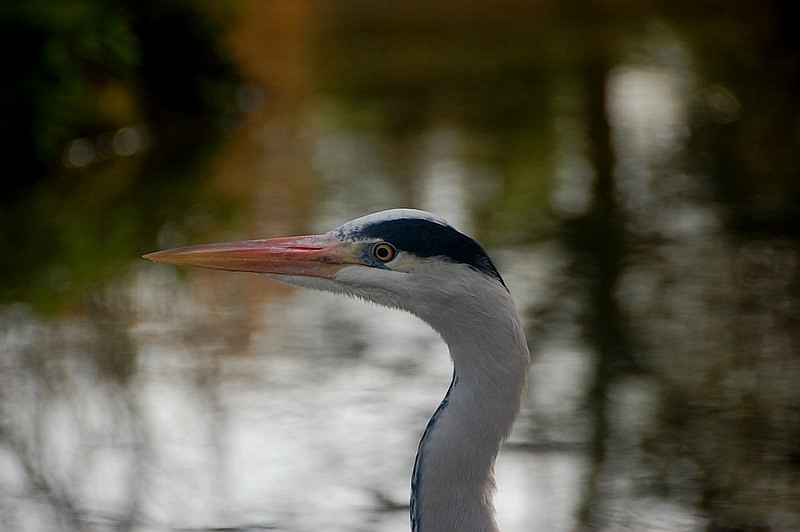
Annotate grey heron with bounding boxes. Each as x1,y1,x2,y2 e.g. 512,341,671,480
145,209,531,532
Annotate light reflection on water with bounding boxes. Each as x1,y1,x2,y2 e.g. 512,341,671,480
2,250,583,532
3,5,800,531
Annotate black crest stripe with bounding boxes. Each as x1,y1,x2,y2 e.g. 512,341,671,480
351,219,506,287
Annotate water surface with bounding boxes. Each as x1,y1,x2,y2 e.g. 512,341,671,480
1,2,799,531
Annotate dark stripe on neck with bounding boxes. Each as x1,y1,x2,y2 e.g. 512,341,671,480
410,371,459,532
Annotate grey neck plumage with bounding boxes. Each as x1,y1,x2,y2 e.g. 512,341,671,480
409,285,530,532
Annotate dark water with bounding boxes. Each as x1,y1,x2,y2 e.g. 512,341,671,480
1,2,799,531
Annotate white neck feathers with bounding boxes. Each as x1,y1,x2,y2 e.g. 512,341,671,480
411,277,530,532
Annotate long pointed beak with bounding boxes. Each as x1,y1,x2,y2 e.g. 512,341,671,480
143,235,358,279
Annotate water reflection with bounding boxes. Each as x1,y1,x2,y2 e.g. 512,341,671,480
0,250,567,531
2,2,800,531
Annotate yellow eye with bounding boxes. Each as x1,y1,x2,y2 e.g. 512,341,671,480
372,242,397,263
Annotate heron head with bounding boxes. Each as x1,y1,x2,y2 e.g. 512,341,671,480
144,209,506,321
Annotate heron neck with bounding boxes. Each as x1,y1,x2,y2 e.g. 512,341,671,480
412,300,530,532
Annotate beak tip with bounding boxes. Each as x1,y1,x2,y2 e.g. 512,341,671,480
143,250,170,264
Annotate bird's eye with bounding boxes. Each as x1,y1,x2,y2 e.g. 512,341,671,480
372,242,397,263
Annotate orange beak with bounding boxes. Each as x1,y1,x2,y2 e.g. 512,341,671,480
143,235,359,279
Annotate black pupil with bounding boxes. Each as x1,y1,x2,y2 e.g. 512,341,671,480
376,245,392,260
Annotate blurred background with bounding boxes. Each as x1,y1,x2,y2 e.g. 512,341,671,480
1,1,799,531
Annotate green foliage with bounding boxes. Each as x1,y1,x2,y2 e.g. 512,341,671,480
0,0,239,312
0,1,139,172
0,0,238,183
